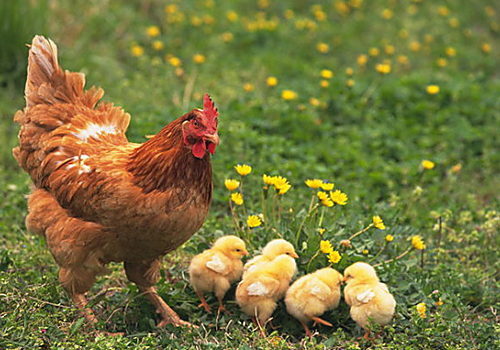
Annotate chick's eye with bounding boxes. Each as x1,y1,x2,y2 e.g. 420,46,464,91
235,248,241,252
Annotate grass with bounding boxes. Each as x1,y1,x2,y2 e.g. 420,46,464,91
1,0,500,349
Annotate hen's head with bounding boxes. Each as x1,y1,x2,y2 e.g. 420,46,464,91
182,94,219,158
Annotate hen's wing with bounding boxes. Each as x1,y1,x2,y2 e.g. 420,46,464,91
13,36,131,189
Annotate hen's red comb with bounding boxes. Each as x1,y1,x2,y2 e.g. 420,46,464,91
203,94,218,123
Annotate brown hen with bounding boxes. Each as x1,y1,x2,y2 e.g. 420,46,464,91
12,36,219,329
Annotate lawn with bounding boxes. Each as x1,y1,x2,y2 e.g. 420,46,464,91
1,0,500,349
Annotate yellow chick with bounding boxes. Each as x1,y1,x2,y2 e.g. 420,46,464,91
189,235,249,313
285,267,343,337
236,254,297,334
343,262,396,339
243,238,298,278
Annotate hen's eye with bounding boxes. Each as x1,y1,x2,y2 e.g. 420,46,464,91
193,120,199,127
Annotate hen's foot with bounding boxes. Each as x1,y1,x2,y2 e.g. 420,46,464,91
72,293,98,325
139,286,196,328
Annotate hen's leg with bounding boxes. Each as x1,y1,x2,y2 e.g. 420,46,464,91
59,267,98,325
124,259,192,327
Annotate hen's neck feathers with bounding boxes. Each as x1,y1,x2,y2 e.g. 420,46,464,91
126,117,212,202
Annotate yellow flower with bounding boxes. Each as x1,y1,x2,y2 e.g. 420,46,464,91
482,43,491,53
275,181,292,195
320,182,334,191
227,10,238,22
416,302,426,318
305,179,323,189
422,160,435,170
320,80,329,88
347,79,355,88
309,97,320,107
449,18,459,28
330,190,348,205
385,234,394,242
436,58,448,67
167,55,182,67
427,85,440,95
435,298,444,307
244,83,254,92
262,174,274,186
317,191,329,201
193,54,206,64
235,164,252,176
320,240,333,254
321,199,334,207
369,47,380,56
385,45,395,55
446,47,456,57
340,239,352,248
410,41,421,52
357,54,368,66
376,63,391,74
345,67,354,76
231,192,243,205
266,76,278,87
131,45,144,57
318,228,326,235
225,179,240,191
411,235,426,250
281,90,298,100
328,250,342,264
362,249,369,255
398,55,409,65
314,10,326,21
247,215,262,228
451,163,462,173
317,42,330,54
165,4,178,14
382,8,393,19
320,69,333,79
438,6,449,17
373,216,386,230
146,25,160,37
152,40,164,51
221,32,234,42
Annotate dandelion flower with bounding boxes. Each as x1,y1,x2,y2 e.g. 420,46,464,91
328,250,342,264
451,164,462,173
362,249,369,255
345,67,354,76
426,85,440,95
131,45,144,57
340,239,352,248
235,164,252,176
321,199,334,207
385,234,394,242
225,179,240,191
320,69,333,79
167,55,182,67
446,47,456,57
411,235,426,250
281,90,298,100
320,80,329,88
385,45,395,55
410,41,421,52
373,216,386,230
227,10,238,22
376,63,391,74
421,160,435,170
152,40,164,51
221,32,234,42
247,215,262,228
317,191,329,201
320,240,334,254
305,179,323,189
317,42,330,54
436,58,448,67
146,25,160,37
318,228,326,235
244,83,254,92
266,76,278,87
347,79,355,88
330,190,348,205
357,54,368,66
368,47,379,56
275,181,292,195
309,97,320,107
482,43,491,53
382,8,393,19
193,54,206,64
416,302,426,318
231,192,243,205
320,182,334,191
262,174,275,186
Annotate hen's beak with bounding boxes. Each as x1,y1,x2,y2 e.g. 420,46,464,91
204,132,219,146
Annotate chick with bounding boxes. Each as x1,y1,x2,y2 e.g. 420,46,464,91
285,267,343,337
343,262,396,339
243,239,298,278
236,255,297,334
189,235,249,313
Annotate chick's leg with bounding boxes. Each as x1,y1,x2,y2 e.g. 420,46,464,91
124,259,193,327
300,320,313,337
311,316,333,327
195,290,212,312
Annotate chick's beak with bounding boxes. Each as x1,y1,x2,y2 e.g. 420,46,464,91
242,249,249,256
290,252,299,259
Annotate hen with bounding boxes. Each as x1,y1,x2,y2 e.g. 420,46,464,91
13,36,219,328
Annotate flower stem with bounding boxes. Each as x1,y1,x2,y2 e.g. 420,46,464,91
348,223,374,241
373,246,413,267
295,203,320,247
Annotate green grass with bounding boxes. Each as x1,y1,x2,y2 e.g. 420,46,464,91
1,0,500,349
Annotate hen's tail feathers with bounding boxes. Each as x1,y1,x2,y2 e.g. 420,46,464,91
24,35,103,109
